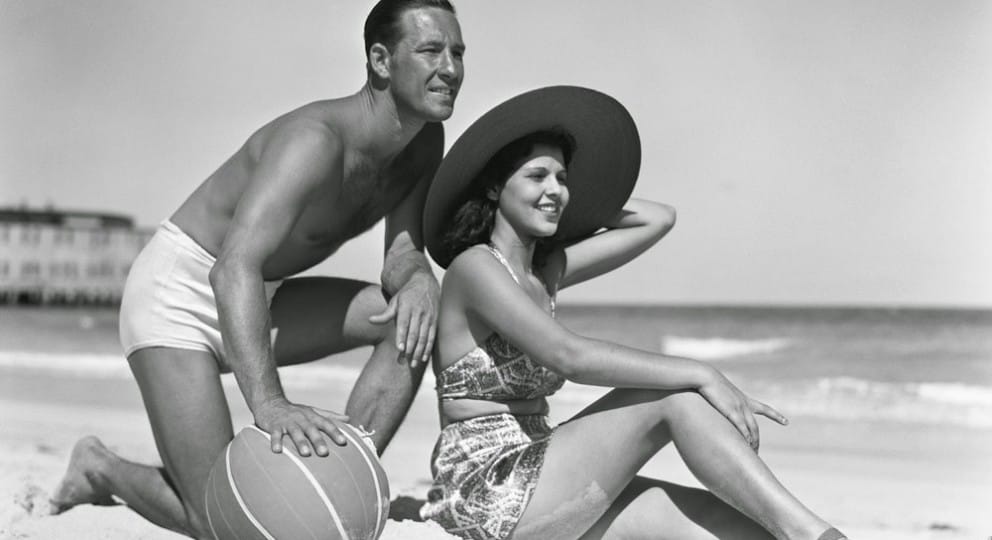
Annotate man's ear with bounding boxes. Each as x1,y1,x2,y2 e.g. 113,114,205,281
368,43,391,80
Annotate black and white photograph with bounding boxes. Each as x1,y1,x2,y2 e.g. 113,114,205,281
2,1,990,539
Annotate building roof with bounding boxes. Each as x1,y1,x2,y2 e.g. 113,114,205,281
0,208,134,229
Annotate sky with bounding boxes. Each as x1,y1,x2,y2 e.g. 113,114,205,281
2,0,990,307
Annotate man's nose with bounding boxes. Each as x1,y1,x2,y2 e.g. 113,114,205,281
438,50,460,82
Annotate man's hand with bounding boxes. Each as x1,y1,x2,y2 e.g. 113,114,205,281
253,397,351,457
369,274,439,367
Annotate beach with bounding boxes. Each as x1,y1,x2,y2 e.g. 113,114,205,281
2,305,991,539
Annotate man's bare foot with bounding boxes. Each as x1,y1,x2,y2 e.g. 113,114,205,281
49,436,118,514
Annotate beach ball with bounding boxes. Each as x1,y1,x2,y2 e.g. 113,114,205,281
204,424,390,540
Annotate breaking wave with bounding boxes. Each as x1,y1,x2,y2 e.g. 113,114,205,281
660,336,792,360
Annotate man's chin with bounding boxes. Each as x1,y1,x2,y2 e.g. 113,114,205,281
427,104,455,121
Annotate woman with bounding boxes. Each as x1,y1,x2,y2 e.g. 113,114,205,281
419,87,845,540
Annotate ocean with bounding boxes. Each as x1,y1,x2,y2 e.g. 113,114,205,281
2,304,991,430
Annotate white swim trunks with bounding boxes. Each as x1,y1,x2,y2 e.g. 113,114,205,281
119,220,282,365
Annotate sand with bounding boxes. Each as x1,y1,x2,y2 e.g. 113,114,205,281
2,358,990,539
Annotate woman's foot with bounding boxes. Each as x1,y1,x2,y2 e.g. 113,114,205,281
49,436,118,514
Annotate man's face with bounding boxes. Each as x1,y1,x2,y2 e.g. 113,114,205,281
387,7,464,122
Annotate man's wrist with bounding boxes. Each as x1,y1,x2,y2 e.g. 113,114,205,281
251,393,288,414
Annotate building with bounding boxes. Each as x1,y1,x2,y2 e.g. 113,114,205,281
0,207,155,305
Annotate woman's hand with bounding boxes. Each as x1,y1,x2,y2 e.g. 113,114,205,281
697,367,788,451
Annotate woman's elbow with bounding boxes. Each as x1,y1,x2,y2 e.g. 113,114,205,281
655,203,677,230
542,335,589,380
641,201,677,241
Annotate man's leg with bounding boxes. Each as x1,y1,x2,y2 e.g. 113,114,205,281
268,277,426,451
52,347,232,540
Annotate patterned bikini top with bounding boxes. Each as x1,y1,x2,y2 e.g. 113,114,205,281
435,245,567,402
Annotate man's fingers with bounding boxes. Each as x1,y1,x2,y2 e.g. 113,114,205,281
420,319,437,366
269,428,284,453
316,416,348,446
409,313,429,367
368,299,397,325
304,424,330,457
312,407,350,422
288,426,313,457
394,303,414,354
402,311,421,358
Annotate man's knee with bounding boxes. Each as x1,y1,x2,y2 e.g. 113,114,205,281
349,283,395,346
185,507,214,540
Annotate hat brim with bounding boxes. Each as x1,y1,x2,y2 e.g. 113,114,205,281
424,86,641,268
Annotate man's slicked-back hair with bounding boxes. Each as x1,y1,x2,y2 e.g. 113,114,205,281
364,0,456,56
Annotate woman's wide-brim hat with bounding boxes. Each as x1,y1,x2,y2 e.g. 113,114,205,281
423,85,641,268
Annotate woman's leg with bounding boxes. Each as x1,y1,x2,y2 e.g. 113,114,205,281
578,476,768,540
513,388,834,540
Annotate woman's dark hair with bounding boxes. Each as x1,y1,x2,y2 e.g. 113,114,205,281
442,128,576,268
364,0,456,55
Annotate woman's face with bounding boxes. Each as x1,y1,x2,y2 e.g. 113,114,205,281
494,143,569,239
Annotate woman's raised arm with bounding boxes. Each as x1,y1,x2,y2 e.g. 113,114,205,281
552,198,676,290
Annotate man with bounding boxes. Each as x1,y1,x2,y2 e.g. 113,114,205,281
50,1,464,538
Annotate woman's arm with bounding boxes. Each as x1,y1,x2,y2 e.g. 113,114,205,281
450,247,704,390
447,249,785,447
550,198,676,290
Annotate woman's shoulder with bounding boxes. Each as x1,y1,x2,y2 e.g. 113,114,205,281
446,244,495,273
445,244,538,296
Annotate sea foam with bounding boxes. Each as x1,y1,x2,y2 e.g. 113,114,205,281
660,336,792,360
551,376,992,429
0,350,365,387
5,351,991,428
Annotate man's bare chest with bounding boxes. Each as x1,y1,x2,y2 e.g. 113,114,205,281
292,154,416,243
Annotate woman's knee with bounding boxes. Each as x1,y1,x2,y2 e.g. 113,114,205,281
607,388,710,426
612,387,704,410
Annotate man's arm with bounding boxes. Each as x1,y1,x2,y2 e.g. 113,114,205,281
208,121,348,456
369,124,444,367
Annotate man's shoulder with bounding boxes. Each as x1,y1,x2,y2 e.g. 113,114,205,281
251,104,345,159
273,103,344,141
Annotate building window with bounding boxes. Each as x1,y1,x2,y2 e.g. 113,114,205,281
21,261,41,276
20,227,42,245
